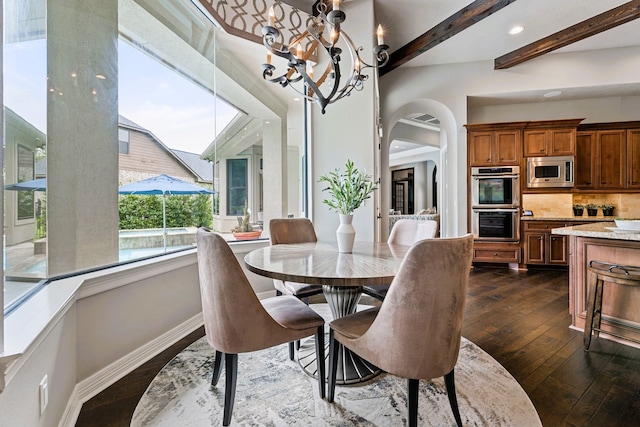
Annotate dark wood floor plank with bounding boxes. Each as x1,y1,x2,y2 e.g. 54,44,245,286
76,267,640,427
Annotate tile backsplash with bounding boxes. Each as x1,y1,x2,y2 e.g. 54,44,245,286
521,193,640,218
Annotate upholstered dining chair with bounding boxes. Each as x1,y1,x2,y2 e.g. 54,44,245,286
269,218,325,359
196,228,326,426
328,234,474,427
363,219,439,301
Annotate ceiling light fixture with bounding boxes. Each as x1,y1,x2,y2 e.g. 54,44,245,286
261,0,389,114
508,25,524,35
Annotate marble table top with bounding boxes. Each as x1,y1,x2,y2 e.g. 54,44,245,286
551,221,640,242
244,241,410,287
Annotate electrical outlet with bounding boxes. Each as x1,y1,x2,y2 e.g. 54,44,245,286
39,375,48,416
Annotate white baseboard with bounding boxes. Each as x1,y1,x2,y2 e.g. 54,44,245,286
58,313,204,427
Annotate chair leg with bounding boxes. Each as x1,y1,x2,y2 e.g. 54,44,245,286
211,350,223,386
584,274,601,351
327,329,340,403
444,369,463,427
408,379,418,427
315,325,326,399
223,353,238,427
289,342,295,360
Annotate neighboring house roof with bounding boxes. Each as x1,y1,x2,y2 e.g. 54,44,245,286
118,114,212,184
171,149,213,183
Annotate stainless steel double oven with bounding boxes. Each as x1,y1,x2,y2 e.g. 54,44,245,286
470,166,520,241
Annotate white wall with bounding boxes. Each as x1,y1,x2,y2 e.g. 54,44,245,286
380,46,640,237
311,0,378,243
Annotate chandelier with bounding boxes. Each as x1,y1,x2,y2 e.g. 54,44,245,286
261,0,389,114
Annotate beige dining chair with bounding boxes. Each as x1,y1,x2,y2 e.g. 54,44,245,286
363,219,439,301
196,228,326,426
328,234,474,427
269,218,324,359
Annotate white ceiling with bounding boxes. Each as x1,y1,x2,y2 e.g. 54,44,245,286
287,0,640,68
227,0,640,154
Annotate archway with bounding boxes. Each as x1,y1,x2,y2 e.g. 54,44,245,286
380,99,459,240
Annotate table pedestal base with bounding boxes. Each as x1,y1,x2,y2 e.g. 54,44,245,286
297,285,381,385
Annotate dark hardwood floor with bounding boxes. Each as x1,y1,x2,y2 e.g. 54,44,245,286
76,266,640,426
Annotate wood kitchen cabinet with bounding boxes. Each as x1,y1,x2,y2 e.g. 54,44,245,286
472,241,521,264
628,129,640,189
522,119,582,157
468,130,520,166
522,220,586,266
523,128,576,157
575,129,626,189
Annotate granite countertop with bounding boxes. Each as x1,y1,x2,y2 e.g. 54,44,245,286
521,216,612,222
551,221,640,242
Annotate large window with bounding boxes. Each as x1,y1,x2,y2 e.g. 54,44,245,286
2,0,306,313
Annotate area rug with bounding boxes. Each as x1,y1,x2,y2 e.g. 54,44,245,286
132,304,541,426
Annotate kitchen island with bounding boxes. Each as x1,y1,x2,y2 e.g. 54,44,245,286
553,222,640,348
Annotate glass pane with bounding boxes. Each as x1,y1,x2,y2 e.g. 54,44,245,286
226,159,248,216
3,0,48,311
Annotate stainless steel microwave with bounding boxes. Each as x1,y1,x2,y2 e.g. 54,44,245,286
526,156,574,188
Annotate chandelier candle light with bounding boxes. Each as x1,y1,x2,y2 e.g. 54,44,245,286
261,0,389,114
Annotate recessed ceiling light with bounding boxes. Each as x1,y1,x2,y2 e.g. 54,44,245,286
543,90,562,98
508,25,524,35
96,74,106,80
293,97,300,102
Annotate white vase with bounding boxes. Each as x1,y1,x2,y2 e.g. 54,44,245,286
336,214,356,253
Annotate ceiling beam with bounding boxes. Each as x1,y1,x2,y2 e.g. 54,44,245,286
379,0,519,77
495,1,640,70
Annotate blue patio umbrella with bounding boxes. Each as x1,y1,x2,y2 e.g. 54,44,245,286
5,178,47,191
118,174,215,250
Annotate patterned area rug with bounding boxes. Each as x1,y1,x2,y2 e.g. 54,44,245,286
132,305,541,426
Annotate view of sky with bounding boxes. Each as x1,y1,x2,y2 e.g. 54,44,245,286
3,39,237,156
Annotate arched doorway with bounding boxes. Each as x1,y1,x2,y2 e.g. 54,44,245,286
380,100,459,240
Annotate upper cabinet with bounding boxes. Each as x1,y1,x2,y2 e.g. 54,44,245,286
522,119,583,157
466,122,526,166
575,122,640,191
628,129,640,189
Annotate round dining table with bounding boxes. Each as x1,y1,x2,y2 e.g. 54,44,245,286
244,241,410,384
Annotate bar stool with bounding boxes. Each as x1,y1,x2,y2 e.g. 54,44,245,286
584,260,640,351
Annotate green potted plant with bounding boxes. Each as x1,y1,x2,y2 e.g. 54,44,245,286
585,203,599,217
231,201,262,240
572,204,584,217
601,203,615,217
319,159,377,253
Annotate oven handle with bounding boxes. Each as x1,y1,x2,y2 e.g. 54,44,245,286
472,208,520,213
471,175,520,180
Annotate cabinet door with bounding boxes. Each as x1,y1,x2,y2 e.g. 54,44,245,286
550,128,575,155
596,130,626,189
523,130,547,157
495,131,519,165
575,132,595,188
524,233,545,264
548,234,568,265
469,132,493,166
628,129,640,189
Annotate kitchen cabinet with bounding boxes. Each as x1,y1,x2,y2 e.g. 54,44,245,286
628,129,640,189
472,241,520,264
523,128,576,157
575,129,626,189
522,119,582,157
522,220,587,266
468,130,520,166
